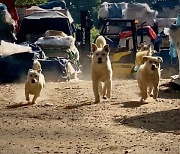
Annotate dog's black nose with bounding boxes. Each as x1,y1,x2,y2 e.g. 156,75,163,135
98,57,102,63
151,64,156,71
31,79,36,83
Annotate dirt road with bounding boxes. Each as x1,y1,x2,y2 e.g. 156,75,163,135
0,79,180,154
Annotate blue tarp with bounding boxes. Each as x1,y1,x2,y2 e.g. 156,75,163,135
0,52,34,83
170,43,177,58
152,0,179,8
170,15,180,30
108,3,123,19
0,52,68,83
153,49,179,70
169,15,180,57
0,3,7,10
39,0,66,9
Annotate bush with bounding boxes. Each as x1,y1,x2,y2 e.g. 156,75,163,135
90,26,99,44
16,0,47,6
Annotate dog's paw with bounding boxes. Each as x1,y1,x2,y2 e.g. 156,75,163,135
153,95,158,100
154,98,159,102
28,101,36,105
149,94,153,97
26,97,30,102
94,99,100,104
140,98,146,103
102,95,107,100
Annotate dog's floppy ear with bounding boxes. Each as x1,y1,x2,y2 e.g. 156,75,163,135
143,56,149,62
91,43,97,52
157,57,163,63
37,69,42,74
148,43,151,47
140,42,145,48
103,44,110,53
28,69,33,73
28,69,33,75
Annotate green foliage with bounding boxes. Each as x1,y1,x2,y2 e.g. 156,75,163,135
66,0,101,26
74,24,99,43
75,24,81,30
16,0,47,6
90,26,99,44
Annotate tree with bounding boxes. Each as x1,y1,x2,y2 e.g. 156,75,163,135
66,0,101,26
16,0,47,6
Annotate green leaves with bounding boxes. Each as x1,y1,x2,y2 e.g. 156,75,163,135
16,0,47,6
90,26,99,44
66,0,101,25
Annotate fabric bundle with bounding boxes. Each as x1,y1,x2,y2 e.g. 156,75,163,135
123,3,157,26
0,40,32,56
98,2,127,19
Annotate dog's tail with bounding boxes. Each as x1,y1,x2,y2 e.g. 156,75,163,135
95,35,106,48
33,59,41,71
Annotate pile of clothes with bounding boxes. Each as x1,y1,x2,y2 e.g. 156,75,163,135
98,2,157,27
0,3,16,42
98,2,126,19
123,3,157,27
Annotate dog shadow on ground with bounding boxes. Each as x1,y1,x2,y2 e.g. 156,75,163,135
111,101,148,108
113,108,180,133
122,101,148,108
6,102,32,109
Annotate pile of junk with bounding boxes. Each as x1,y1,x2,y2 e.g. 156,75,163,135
97,1,180,83
0,0,81,83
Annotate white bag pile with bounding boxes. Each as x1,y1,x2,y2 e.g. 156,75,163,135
123,3,157,26
98,2,127,19
98,2,109,19
157,18,176,32
98,2,157,27
158,6,179,18
0,40,32,56
35,35,75,48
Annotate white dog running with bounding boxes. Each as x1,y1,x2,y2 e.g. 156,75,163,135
25,60,45,104
91,35,113,103
137,56,163,102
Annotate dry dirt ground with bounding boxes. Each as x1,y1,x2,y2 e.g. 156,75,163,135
0,78,180,154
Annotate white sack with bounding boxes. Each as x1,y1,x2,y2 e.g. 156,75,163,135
35,36,75,47
0,41,32,56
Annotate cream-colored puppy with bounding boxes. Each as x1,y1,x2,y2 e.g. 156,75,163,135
137,56,163,102
32,59,41,70
95,35,107,48
25,60,45,104
91,36,112,103
135,43,153,69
